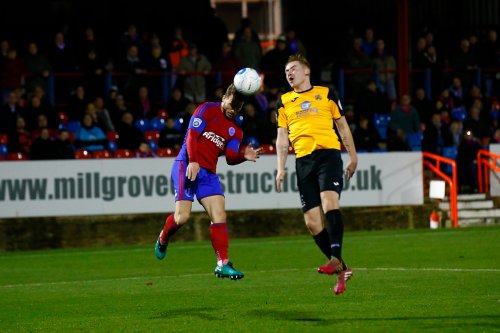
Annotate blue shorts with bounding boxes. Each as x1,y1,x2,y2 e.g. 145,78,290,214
171,160,224,201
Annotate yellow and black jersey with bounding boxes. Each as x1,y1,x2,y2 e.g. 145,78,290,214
276,86,344,158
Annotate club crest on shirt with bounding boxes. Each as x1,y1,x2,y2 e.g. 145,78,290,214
192,117,202,127
228,127,235,136
315,94,322,101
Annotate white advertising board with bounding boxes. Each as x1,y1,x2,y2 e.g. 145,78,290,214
0,152,423,218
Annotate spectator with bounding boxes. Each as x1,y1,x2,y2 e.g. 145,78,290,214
260,35,290,91
353,115,381,152
67,85,88,122
456,129,481,193
387,94,421,151
0,48,25,102
212,42,242,89
22,42,51,95
422,113,451,154
285,27,307,56
166,86,191,118
53,129,75,159
94,96,115,132
178,43,212,103
74,113,107,151
158,118,184,149
233,26,262,70
30,127,56,160
116,111,143,151
373,39,397,101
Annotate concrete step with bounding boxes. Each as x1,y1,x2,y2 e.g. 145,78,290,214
443,193,488,201
453,209,500,218
439,200,494,210
458,218,500,226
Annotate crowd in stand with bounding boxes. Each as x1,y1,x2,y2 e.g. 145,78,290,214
0,19,499,192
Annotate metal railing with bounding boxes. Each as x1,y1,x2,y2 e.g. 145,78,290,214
422,152,458,228
477,149,500,194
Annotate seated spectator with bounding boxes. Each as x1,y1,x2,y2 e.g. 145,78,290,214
10,116,32,155
116,111,143,151
422,113,451,154
166,87,191,118
353,115,381,152
31,113,58,140
94,96,115,132
387,94,421,151
53,129,75,159
158,118,184,149
74,113,107,151
135,141,156,158
30,127,56,160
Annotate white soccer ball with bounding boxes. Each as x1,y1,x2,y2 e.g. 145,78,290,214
233,67,261,95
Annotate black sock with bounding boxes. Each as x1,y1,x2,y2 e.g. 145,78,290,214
325,209,344,260
313,228,331,259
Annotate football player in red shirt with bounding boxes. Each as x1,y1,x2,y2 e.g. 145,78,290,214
155,84,262,280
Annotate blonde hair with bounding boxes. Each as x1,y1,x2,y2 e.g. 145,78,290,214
287,54,310,69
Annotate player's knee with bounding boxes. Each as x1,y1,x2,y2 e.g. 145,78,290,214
174,212,191,225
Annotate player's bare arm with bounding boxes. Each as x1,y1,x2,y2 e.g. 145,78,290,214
275,127,289,192
334,116,358,179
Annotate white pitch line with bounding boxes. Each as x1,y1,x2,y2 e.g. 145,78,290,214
1,266,499,289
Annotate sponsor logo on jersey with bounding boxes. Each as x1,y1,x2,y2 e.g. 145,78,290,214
291,97,298,102
301,101,311,109
203,131,225,149
295,100,318,118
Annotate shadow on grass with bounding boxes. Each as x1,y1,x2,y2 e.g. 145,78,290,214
249,309,499,327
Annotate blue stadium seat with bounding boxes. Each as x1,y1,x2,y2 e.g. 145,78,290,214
147,140,158,153
407,132,423,151
373,113,390,140
67,120,81,134
451,106,466,121
246,136,259,147
172,117,184,132
108,141,118,152
441,146,458,175
0,144,7,158
135,118,151,133
150,117,166,131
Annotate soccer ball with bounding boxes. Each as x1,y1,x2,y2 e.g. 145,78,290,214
233,68,261,95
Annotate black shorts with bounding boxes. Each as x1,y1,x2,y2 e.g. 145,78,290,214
295,149,343,212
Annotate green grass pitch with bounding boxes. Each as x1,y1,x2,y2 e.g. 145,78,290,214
0,226,499,332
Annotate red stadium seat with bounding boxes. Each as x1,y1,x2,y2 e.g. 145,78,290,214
0,133,8,145
6,152,28,161
144,130,160,142
157,108,169,120
106,131,119,142
114,149,134,158
74,149,92,159
260,144,275,154
58,112,69,126
92,150,112,159
156,147,177,157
